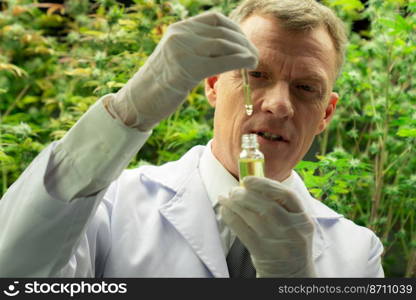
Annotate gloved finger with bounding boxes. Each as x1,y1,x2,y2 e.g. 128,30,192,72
251,238,311,262
241,189,311,228
222,208,313,266
189,12,243,35
253,254,316,277
199,53,258,75
242,176,305,213
161,50,257,87
228,186,275,216
221,197,315,266
186,36,255,59
220,193,278,237
219,201,259,246
179,21,258,58
229,188,313,235
228,186,309,226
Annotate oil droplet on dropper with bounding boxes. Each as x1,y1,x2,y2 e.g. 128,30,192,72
245,104,253,116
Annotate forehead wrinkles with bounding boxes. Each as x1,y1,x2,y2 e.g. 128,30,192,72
242,16,336,82
243,16,332,51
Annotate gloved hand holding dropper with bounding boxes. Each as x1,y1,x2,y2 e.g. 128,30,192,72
108,12,258,131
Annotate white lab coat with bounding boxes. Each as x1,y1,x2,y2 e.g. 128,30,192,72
0,98,384,277
0,144,384,277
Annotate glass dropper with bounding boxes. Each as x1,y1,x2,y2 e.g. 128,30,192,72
241,69,253,116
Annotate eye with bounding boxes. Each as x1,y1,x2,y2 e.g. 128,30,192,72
248,71,265,79
297,84,315,92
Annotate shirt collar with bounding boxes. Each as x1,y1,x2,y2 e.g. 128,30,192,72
199,140,239,209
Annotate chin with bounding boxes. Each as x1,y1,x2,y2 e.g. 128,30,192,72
265,162,292,180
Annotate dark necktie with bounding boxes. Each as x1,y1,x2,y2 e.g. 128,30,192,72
226,236,256,278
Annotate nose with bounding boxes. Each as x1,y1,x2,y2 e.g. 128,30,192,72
259,81,294,119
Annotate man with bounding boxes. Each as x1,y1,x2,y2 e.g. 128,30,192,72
0,0,383,277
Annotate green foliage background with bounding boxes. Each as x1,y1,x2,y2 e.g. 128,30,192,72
0,0,415,277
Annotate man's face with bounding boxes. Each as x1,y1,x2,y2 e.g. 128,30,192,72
205,14,339,181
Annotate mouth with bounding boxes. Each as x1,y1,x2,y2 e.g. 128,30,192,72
252,131,289,143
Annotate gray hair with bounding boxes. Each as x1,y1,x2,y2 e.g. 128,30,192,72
229,0,347,76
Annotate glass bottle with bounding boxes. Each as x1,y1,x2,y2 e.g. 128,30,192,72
238,134,265,184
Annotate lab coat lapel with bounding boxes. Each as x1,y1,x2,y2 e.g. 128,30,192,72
290,171,341,261
310,204,343,261
158,168,229,278
311,218,329,260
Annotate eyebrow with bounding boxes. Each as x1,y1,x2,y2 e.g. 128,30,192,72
254,62,327,81
297,73,326,83
253,61,269,71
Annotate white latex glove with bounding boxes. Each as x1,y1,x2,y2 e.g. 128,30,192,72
219,176,317,277
109,12,258,131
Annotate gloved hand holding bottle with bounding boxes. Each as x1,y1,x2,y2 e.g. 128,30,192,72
108,12,259,131
219,176,317,277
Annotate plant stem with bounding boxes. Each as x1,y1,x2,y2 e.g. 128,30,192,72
381,196,392,236
370,136,386,229
320,130,328,156
370,43,393,230
1,85,30,122
405,249,416,277
406,214,415,277
1,162,6,196
383,146,411,175
0,122,6,195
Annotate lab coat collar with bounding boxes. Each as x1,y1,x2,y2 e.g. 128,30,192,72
144,145,343,276
290,171,343,219
146,146,229,277
288,171,343,259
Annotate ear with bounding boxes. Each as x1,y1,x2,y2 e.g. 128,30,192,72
316,92,339,134
205,75,219,108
